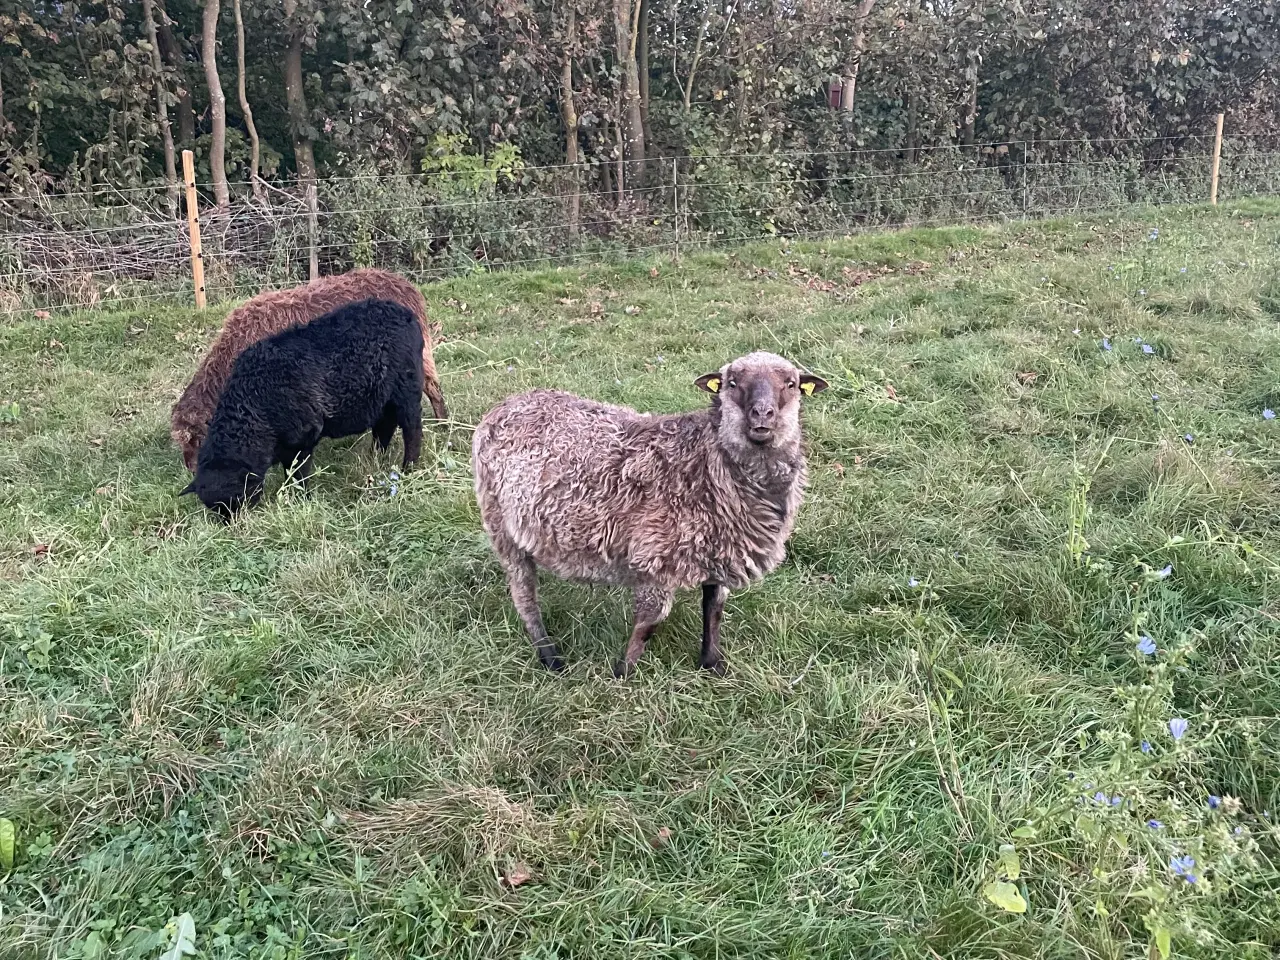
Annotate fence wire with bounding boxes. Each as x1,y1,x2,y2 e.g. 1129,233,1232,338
2,137,1277,315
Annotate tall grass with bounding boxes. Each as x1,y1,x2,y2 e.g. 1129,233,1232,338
2,202,1280,958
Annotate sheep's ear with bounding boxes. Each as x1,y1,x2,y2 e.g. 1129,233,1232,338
695,373,722,394
178,481,197,496
798,374,829,397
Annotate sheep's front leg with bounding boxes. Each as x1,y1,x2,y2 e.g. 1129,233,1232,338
504,554,564,672
614,587,675,678
699,583,728,676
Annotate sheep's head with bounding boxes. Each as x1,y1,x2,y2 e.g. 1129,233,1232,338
180,458,265,521
173,423,206,471
696,352,827,451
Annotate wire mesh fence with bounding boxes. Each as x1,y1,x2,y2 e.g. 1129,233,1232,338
2,135,1277,316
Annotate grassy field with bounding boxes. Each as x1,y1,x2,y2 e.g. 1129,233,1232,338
3,203,1280,959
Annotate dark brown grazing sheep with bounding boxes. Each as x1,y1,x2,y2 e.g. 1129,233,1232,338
171,268,447,471
472,351,829,676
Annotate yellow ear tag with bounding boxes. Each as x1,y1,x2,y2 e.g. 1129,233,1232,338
705,377,721,393
800,380,815,396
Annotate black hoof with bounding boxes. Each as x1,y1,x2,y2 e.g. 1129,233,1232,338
612,660,634,679
698,657,726,677
538,651,565,672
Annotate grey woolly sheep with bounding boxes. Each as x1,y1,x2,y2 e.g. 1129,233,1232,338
472,351,829,676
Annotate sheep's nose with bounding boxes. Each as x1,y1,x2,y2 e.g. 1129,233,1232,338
750,401,776,423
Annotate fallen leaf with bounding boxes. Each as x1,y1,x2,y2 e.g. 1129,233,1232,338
33,543,49,556
830,462,845,476
48,339,65,349
853,455,864,466
90,437,104,446
649,827,673,849
504,862,533,888
983,880,1027,913
94,486,112,495
624,305,641,315
589,302,604,316
1016,371,1038,385
649,266,660,278
557,297,579,305
884,382,899,401
34,310,51,320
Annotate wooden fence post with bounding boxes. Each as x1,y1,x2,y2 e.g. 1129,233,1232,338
305,180,319,282
1210,112,1224,206
182,149,207,309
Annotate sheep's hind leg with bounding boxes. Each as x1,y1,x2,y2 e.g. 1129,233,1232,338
504,554,564,672
614,587,675,678
699,583,728,676
394,388,423,468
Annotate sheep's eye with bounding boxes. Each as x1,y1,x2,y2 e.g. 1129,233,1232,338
786,380,796,389
727,379,737,389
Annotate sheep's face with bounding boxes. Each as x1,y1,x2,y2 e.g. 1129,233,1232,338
174,423,206,471
696,352,828,450
181,459,265,521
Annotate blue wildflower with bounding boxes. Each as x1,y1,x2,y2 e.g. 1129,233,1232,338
908,577,920,588
1184,434,1194,444
1139,289,1147,297
1148,819,1164,829
1101,337,1112,351
1137,635,1157,656
389,470,400,481
1092,791,1107,805
1208,795,1221,810
1264,409,1276,421
1142,344,1155,355
1180,267,1187,273
1170,855,1197,884
822,850,832,858
1110,795,1123,807
1156,564,1173,579
1152,393,1160,402
1149,228,1159,240
1169,717,1188,740
1141,740,1152,754
389,483,398,497
1234,826,1244,836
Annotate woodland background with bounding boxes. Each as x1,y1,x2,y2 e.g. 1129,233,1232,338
1,0,1278,307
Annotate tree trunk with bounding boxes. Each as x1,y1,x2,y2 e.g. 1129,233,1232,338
232,0,263,199
560,8,580,235
637,0,651,148
840,0,877,114
141,0,179,212
283,0,317,184
156,0,196,144
682,1,711,113
0,57,7,142
960,51,979,147
613,0,645,185
201,0,230,209
905,89,918,162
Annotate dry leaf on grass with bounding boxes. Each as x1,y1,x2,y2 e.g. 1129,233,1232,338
1016,371,1038,386
884,382,899,401
649,827,672,849
504,861,533,888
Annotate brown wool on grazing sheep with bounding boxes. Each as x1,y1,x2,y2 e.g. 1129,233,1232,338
472,351,829,676
171,268,448,471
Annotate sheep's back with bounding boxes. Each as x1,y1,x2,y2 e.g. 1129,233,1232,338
475,390,744,589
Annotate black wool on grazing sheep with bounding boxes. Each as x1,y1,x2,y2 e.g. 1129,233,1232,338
181,297,425,519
